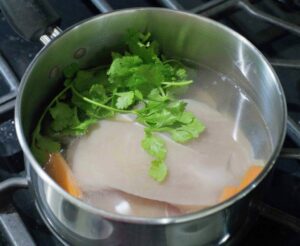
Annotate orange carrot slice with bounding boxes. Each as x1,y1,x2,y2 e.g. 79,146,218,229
219,186,238,202
45,153,82,198
219,165,264,202
239,165,263,190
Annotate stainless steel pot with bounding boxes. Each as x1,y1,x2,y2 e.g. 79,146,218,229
0,1,287,245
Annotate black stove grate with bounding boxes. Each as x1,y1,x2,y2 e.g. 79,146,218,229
0,0,299,245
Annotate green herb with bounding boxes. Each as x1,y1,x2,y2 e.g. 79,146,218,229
149,159,168,182
30,86,70,164
63,63,79,78
31,30,205,183
142,131,168,181
49,102,80,132
171,118,206,143
142,132,166,160
115,91,135,109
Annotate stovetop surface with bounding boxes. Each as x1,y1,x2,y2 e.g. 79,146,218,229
0,0,300,245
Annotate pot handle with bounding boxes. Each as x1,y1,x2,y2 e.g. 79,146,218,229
0,0,60,42
280,148,300,159
287,116,300,147
0,177,28,193
0,176,28,206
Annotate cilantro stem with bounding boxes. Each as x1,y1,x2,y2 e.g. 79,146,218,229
71,86,137,114
162,59,183,65
148,127,171,132
162,80,193,87
40,85,72,121
158,86,166,97
32,85,72,145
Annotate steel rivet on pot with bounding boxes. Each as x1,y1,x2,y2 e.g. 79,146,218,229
48,66,60,79
73,48,86,59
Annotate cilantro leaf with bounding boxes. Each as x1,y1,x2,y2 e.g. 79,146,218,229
142,131,168,182
138,100,186,129
176,68,187,79
31,144,49,164
74,69,104,92
31,130,60,164
115,91,135,109
142,132,166,160
111,52,122,60
108,56,165,95
125,30,159,63
64,78,72,87
149,159,168,182
66,118,98,136
35,134,61,153
107,55,143,83
141,109,177,128
168,101,187,115
134,89,143,100
126,63,164,90
171,130,193,143
72,92,114,120
184,118,206,137
63,63,79,78
171,118,206,143
49,102,79,132
89,84,109,103
147,88,169,102
178,111,194,124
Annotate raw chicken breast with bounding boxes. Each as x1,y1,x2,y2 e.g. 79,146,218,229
84,189,181,217
67,100,253,206
185,99,253,178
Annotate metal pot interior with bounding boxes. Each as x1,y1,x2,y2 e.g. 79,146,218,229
16,8,286,218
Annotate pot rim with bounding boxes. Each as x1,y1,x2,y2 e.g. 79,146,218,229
15,7,287,225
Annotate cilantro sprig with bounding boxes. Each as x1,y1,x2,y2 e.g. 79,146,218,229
31,30,205,183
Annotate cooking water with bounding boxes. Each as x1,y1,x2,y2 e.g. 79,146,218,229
66,62,273,218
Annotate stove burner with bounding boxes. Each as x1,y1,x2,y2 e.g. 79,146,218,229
0,208,34,246
0,53,18,114
275,0,300,10
0,0,299,245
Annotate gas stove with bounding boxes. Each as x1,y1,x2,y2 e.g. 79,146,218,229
0,0,299,245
